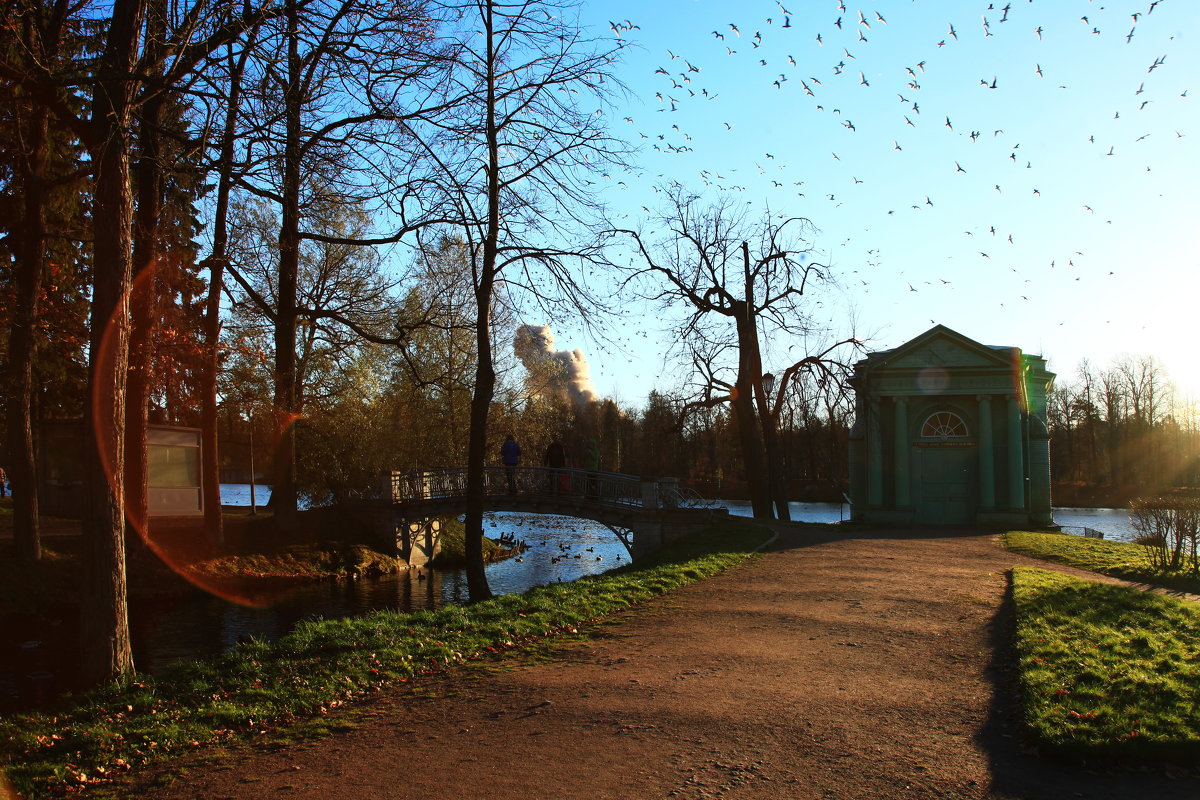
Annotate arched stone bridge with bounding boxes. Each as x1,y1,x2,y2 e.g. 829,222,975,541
382,467,727,563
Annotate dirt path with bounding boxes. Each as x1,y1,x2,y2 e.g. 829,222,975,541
136,528,1200,800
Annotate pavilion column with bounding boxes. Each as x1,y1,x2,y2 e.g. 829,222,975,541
1029,418,1053,525
868,398,883,506
977,394,995,510
1006,395,1025,509
893,396,909,507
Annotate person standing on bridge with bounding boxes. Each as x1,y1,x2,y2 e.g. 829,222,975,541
500,434,521,493
584,438,601,499
544,435,567,493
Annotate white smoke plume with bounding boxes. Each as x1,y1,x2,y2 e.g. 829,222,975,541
513,324,598,407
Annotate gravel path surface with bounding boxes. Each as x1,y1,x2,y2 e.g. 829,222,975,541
135,527,1200,800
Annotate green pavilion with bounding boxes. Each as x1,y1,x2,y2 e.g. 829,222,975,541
847,325,1055,528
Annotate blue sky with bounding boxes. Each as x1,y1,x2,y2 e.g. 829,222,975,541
528,0,1200,406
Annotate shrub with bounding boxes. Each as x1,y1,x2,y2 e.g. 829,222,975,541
1129,497,1200,576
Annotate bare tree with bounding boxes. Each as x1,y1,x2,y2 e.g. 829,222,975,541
225,194,403,442
1075,359,1102,482
763,338,859,503
618,188,855,519
410,0,629,600
224,0,452,529
1099,366,1127,487
196,25,261,540
1117,354,1173,489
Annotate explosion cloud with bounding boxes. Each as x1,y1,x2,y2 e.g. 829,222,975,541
513,324,598,407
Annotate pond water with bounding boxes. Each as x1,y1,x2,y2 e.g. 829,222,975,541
719,500,1141,542
219,482,271,508
1047,507,1140,543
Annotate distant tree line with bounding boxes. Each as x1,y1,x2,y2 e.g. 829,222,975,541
214,359,854,507
1047,355,1200,499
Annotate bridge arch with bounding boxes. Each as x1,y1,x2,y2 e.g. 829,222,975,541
380,467,725,562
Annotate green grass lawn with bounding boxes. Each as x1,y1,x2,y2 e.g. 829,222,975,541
0,518,771,799
1005,531,1200,763
1012,566,1200,763
1003,530,1200,595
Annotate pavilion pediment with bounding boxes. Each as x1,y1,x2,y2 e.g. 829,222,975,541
876,325,1014,373
889,340,995,370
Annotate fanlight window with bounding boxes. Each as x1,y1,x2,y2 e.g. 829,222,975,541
922,411,968,440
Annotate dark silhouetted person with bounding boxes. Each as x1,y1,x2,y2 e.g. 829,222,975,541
500,434,521,493
584,438,601,497
544,435,567,492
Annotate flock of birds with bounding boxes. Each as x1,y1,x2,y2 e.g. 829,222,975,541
576,0,1194,393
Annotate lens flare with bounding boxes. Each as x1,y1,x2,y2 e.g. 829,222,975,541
89,268,291,608
915,365,949,394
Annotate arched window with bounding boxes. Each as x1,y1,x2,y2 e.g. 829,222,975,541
921,411,969,440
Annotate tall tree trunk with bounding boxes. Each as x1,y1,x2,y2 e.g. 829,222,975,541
199,269,224,535
464,278,495,601
6,97,48,562
462,0,498,603
199,36,254,542
81,0,146,687
732,244,770,518
272,0,302,530
732,306,770,518
127,32,165,542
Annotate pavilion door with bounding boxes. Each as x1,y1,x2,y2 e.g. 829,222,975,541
916,446,974,525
